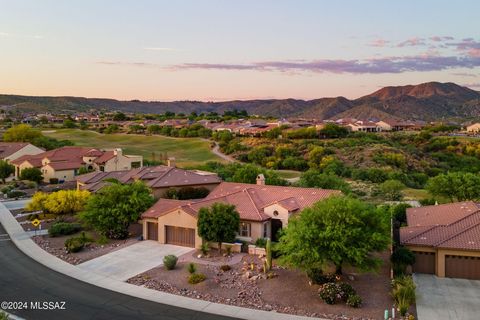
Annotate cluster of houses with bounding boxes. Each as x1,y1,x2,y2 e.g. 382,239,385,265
0,142,143,183
6,107,480,137
1,140,480,281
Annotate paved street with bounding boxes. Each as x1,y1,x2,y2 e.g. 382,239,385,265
414,274,480,320
77,241,194,281
0,224,235,320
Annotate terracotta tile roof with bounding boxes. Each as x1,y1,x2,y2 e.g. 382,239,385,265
401,202,480,251
77,165,221,192
406,201,479,227
93,151,116,164
47,160,85,171
0,142,31,159
11,146,101,168
142,182,340,222
142,199,191,218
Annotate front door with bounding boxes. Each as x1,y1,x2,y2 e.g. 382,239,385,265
271,219,283,242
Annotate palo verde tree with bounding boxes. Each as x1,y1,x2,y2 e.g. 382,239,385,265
278,195,390,275
79,181,154,239
197,203,240,253
426,172,480,202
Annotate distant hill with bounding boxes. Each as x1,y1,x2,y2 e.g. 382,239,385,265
1,82,480,121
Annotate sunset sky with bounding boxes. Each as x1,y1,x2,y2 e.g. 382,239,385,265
1,0,479,101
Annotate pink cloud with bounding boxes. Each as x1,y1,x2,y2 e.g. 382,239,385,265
397,37,426,47
368,39,390,47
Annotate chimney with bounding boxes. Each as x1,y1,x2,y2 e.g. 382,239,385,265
113,148,122,156
256,174,265,185
167,157,176,168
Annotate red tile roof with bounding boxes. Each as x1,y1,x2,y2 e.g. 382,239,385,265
11,146,102,168
142,182,340,222
93,151,116,164
401,202,480,251
0,142,33,159
77,166,221,191
406,201,479,227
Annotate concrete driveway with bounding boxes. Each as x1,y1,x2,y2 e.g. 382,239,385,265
77,240,193,281
2,198,31,210
414,274,480,320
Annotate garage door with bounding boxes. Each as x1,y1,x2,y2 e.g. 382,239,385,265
165,226,195,247
147,222,158,241
445,255,480,280
412,251,435,274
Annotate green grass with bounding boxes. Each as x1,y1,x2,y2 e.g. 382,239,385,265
43,129,224,168
275,170,302,179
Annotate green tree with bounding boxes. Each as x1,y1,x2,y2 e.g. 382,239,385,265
63,119,77,128
104,124,120,134
0,160,15,183
318,123,349,138
378,179,405,201
3,124,41,142
19,167,43,183
426,172,480,202
278,196,390,275
113,112,127,121
298,170,351,193
197,203,240,253
79,181,154,239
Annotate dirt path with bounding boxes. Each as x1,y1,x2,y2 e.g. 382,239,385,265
209,141,237,163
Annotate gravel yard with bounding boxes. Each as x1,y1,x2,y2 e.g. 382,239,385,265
127,252,393,319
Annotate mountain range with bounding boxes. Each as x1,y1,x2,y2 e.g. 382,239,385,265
1,82,480,121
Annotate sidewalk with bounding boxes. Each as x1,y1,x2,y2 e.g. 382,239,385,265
0,202,323,320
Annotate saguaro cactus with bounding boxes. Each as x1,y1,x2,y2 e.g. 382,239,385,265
266,238,272,271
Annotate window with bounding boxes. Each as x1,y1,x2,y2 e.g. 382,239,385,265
263,223,268,238
239,222,251,237
273,210,279,217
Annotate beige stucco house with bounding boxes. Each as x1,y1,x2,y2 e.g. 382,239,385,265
141,177,340,248
0,142,44,162
466,123,480,133
11,146,142,183
401,201,480,280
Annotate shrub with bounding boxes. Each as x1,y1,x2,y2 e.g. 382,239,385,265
49,222,82,237
255,237,268,248
392,276,416,316
338,282,356,301
220,264,231,272
318,282,340,304
187,263,197,274
65,237,85,253
307,268,336,285
6,190,26,198
346,294,362,308
49,178,59,184
163,255,178,270
188,273,206,284
391,246,416,276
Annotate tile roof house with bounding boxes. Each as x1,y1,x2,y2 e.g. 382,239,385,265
11,146,143,183
0,142,44,162
141,177,340,248
400,201,480,280
76,163,221,198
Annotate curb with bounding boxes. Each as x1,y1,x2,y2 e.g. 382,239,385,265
0,202,324,320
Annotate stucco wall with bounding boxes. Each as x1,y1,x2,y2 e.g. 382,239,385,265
14,161,34,179
42,165,76,182
263,203,290,227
